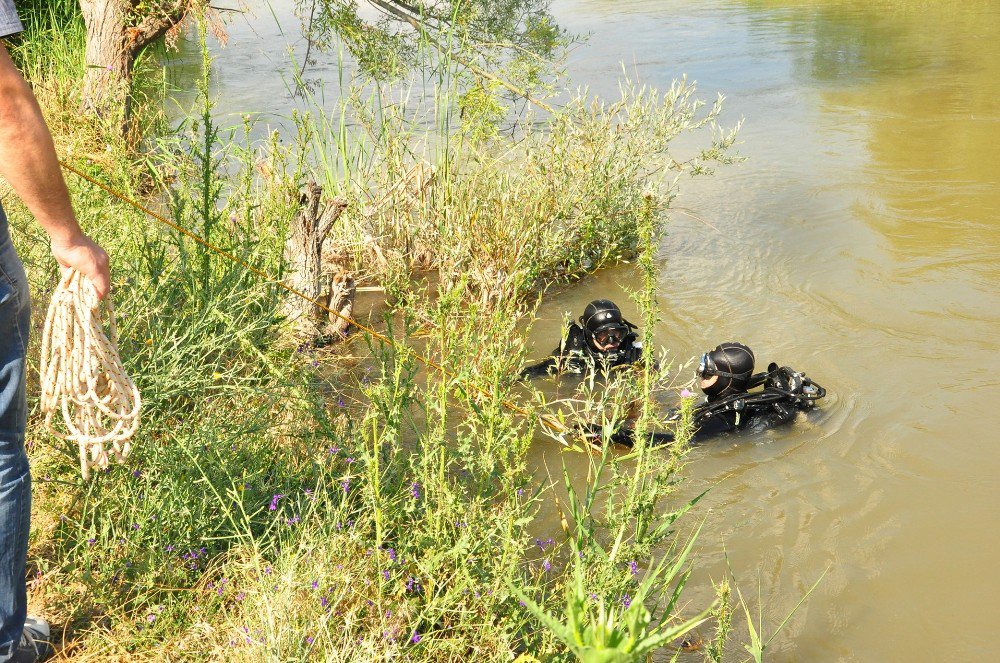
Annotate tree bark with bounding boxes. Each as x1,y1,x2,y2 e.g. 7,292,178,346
79,1,192,131
284,182,350,341
80,0,132,123
326,265,356,339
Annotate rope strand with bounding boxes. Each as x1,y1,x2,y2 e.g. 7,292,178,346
41,269,141,479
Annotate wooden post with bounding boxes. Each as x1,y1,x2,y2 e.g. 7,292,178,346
284,182,350,341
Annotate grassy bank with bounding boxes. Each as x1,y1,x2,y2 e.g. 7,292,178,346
4,6,740,661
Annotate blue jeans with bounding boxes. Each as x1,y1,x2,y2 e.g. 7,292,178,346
0,207,31,660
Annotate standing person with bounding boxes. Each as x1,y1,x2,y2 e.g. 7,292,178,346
1,5,111,661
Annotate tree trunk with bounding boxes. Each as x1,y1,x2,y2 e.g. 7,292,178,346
284,182,350,342
326,265,356,339
79,0,133,124
78,1,191,134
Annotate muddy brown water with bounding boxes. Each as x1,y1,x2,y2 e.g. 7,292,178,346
171,1,1000,659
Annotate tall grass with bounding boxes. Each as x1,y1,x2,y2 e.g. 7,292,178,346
294,70,739,310
5,5,753,661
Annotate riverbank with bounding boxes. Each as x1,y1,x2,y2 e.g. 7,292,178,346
102,2,1000,660
4,5,742,661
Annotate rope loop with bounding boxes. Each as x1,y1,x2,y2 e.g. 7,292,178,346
40,269,141,479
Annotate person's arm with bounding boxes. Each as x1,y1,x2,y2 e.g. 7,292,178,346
518,356,559,380
0,42,110,298
517,325,587,381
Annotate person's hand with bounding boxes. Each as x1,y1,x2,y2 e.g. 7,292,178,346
50,233,111,300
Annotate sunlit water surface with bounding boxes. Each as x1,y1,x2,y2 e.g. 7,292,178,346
171,1,1000,659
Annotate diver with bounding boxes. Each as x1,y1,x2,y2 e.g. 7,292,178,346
518,299,646,380
585,342,826,447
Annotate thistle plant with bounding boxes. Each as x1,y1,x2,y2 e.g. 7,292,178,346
510,456,712,663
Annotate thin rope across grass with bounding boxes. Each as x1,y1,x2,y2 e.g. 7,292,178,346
57,159,571,440
41,269,141,479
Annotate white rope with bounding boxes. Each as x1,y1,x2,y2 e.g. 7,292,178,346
40,270,141,479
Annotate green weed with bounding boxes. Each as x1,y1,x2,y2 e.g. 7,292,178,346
3,6,761,662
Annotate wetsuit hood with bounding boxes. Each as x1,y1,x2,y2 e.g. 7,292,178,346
580,299,635,354
702,342,755,400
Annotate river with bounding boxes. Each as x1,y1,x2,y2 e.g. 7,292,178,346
173,1,1000,659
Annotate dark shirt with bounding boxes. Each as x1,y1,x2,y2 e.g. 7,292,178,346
519,322,644,380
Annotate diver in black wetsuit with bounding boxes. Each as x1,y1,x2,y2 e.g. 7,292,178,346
618,342,826,446
518,299,645,379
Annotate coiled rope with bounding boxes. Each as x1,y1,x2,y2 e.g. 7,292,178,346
40,268,141,479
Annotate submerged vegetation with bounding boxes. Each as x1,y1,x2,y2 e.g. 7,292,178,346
0,2,813,661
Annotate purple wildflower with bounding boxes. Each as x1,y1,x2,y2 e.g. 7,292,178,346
146,614,156,623
341,479,351,493
621,594,632,609
535,537,554,551
542,559,551,572
411,482,421,499
410,632,421,644
382,570,390,581
387,548,397,562
630,560,639,576
269,494,284,511
311,580,319,590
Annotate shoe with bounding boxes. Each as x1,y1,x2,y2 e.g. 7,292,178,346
9,616,53,663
